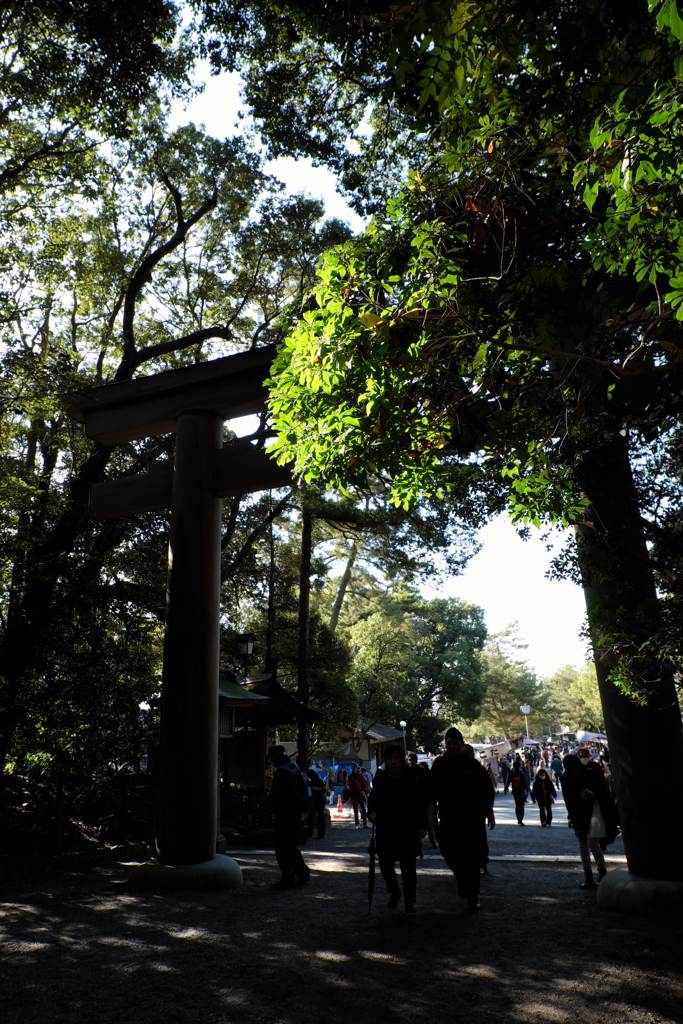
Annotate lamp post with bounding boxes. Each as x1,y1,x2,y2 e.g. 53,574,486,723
399,719,407,752
236,633,255,679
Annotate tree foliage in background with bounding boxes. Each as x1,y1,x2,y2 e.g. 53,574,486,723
464,627,545,742
344,589,486,751
0,1,358,797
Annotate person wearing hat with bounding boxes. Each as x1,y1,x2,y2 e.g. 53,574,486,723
267,745,311,890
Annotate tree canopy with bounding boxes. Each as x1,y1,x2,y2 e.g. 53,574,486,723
249,2,681,511
345,589,486,750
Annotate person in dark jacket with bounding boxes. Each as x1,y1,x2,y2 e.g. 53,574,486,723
500,755,511,793
348,762,369,828
550,752,564,783
368,743,429,915
408,751,438,848
561,752,619,888
267,745,311,890
307,767,327,839
428,728,495,912
509,759,529,824
531,767,557,826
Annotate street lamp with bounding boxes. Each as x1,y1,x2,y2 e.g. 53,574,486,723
520,704,531,739
236,633,255,679
399,719,407,752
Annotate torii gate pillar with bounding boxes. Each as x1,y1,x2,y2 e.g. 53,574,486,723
157,412,222,865
68,346,291,888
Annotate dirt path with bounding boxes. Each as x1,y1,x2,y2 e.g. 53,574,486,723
2,792,682,1024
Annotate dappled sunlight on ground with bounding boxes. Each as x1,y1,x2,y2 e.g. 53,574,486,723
0,811,680,1024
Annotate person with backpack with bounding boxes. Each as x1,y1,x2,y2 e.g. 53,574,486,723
509,758,529,824
267,745,311,890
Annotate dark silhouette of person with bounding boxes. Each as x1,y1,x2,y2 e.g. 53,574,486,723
428,727,495,912
531,767,557,826
368,743,428,915
509,758,529,824
267,745,311,890
561,752,619,888
347,762,369,828
407,751,437,848
307,767,327,839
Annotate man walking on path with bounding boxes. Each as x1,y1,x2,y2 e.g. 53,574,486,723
267,745,311,889
551,751,564,783
428,727,495,911
348,762,369,829
509,759,530,825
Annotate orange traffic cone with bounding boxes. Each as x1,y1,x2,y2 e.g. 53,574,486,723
336,793,343,814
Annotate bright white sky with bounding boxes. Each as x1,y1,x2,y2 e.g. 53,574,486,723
422,516,589,677
172,70,590,680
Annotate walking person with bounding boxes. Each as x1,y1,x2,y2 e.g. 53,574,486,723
348,762,369,828
368,744,429,915
561,752,619,889
500,755,511,794
509,758,529,824
307,767,327,839
550,751,564,783
267,745,311,890
408,751,438,848
531,767,557,826
325,766,336,803
428,727,495,912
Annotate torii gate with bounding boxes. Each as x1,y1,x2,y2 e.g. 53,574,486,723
69,345,292,887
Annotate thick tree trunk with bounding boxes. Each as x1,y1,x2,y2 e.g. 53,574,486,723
574,433,683,880
296,508,313,771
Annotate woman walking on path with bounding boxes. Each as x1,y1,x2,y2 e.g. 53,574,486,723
368,744,429,915
561,753,619,888
531,768,557,826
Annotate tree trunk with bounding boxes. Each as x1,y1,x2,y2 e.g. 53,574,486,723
297,507,313,770
574,433,683,880
0,443,112,781
328,539,358,634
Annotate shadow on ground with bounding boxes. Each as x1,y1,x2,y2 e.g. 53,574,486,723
2,839,681,1024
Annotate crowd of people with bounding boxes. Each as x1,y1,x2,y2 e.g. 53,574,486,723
265,735,619,911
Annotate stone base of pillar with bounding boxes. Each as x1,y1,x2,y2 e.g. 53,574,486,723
127,854,243,891
598,866,683,916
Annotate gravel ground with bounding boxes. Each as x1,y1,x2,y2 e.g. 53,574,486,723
2,791,682,1024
